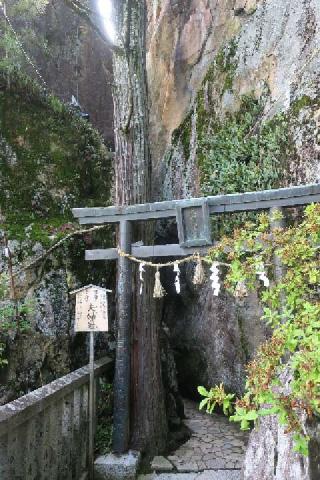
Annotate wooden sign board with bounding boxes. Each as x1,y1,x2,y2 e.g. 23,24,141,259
71,285,110,332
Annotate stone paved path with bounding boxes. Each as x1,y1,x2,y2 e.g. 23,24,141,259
139,400,248,480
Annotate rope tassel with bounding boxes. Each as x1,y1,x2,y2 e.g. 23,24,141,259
193,255,205,285
235,280,248,298
153,268,166,299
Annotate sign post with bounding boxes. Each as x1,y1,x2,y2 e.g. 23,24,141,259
71,285,112,480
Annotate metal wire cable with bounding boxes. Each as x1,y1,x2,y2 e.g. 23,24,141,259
0,3,47,88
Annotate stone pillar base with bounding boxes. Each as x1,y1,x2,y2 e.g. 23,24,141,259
94,451,141,480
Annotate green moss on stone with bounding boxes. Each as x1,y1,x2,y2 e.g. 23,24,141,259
290,95,314,116
172,113,192,160
167,38,309,237
214,39,238,92
198,96,289,197
0,70,112,245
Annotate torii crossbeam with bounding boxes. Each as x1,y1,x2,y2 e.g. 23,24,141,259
72,183,320,453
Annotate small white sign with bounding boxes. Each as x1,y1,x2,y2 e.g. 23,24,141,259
71,285,110,332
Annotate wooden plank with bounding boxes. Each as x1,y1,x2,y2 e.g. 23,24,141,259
72,184,320,224
85,244,213,261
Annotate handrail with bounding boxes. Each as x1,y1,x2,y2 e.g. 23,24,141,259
0,356,112,436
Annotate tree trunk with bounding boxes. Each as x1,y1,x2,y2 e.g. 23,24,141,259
112,0,167,455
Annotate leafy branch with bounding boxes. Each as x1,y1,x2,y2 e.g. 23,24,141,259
12,224,107,278
199,203,320,456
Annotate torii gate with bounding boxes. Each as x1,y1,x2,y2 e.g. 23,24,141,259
72,183,320,454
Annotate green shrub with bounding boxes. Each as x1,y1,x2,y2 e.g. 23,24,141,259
199,204,320,456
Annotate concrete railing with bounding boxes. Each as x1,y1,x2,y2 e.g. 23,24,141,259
0,356,112,480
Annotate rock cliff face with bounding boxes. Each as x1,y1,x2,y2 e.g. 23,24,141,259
146,0,320,376
146,0,320,474
0,74,114,403
163,274,267,398
147,0,320,194
147,0,239,180
15,0,114,144
0,0,117,403
1,0,319,467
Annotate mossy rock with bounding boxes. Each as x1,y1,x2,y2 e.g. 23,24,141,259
0,71,112,245
165,37,320,236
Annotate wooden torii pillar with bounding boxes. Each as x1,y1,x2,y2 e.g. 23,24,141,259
72,183,320,454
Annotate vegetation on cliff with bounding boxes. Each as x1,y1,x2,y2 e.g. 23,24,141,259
0,71,112,244
0,69,113,398
199,204,320,455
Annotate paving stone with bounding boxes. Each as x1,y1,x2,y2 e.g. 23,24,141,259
202,437,213,444
204,458,226,469
202,454,215,462
160,475,197,480
175,463,199,472
229,440,245,447
212,441,224,447
212,451,224,458
197,470,241,480
159,399,247,478
230,447,243,454
151,457,174,472
179,451,194,459
232,454,245,461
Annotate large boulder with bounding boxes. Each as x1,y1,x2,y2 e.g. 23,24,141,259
163,272,268,397
243,415,320,480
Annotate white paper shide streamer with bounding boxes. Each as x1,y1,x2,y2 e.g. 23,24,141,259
210,262,221,296
139,262,146,295
173,262,181,294
256,263,270,287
